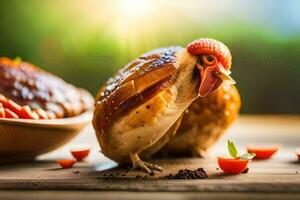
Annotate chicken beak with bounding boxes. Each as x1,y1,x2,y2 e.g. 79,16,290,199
198,63,235,97
217,66,236,85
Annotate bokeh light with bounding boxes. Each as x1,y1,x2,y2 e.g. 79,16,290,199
0,0,299,113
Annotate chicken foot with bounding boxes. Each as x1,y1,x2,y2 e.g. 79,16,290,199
130,153,163,174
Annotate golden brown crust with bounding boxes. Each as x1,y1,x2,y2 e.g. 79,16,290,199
96,47,183,101
94,47,183,133
156,84,241,157
141,115,183,159
0,57,93,118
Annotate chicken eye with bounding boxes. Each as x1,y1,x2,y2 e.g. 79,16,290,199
200,55,216,66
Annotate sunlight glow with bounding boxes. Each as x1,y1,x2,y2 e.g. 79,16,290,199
74,0,219,56
117,0,155,18
110,0,158,54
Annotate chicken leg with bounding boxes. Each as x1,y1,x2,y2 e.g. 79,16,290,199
130,153,163,173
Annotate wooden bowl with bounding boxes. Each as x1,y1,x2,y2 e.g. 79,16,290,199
0,111,93,163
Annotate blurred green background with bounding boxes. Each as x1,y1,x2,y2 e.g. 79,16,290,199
0,0,299,114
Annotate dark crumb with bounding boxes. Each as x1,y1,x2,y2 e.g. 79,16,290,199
159,168,208,179
144,175,148,178
116,172,120,176
216,168,219,170
146,105,150,109
149,171,155,176
103,174,107,176
296,171,298,174
242,167,249,174
136,111,139,114
72,171,80,174
136,175,141,178
122,173,126,176
109,173,113,176
138,136,141,139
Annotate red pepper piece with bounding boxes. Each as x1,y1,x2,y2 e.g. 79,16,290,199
70,149,90,161
7,100,22,114
0,95,22,115
0,95,7,105
4,109,19,119
19,106,39,119
57,159,76,169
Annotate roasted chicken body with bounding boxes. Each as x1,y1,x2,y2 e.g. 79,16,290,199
93,38,238,173
0,57,93,119
150,84,240,158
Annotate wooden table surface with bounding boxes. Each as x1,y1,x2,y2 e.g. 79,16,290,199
0,115,300,200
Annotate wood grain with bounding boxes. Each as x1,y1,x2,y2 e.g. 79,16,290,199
1,191,300,200
0,157,299,192
0,115,299,199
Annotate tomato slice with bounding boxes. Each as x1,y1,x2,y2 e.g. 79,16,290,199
217,157,249,174
247,145,279,159
70,149,90,161
57,159,76,168
4,109,19,119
